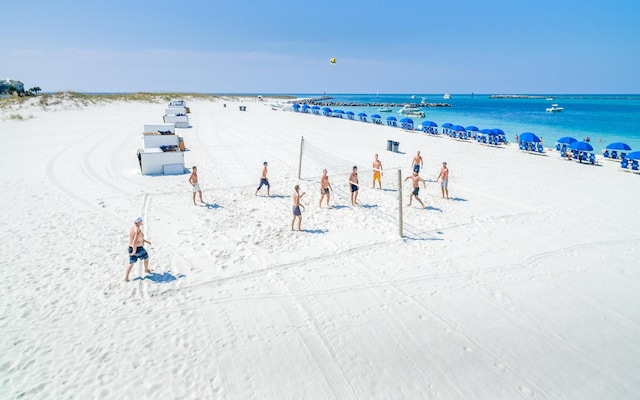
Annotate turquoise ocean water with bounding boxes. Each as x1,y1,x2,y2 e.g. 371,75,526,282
293,94,640,152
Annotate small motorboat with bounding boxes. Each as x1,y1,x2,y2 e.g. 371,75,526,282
443,93,451,99
377,107,392,112
546,104,564,112
398,104,421,114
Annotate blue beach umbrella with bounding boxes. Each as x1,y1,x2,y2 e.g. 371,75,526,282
452,125,466,131
557,136,577,144
399,117,413,123
442,123,453,128
479,128,492,134
346,111,354,116
311,105,320,110
322,107,332,112
568,141,594,151
626,151,640,160
386,116,397,121
333,109,344,114
301,104,310,108
519,132,541,142
357,112,367,117
490,128,504,135
606,142,632,151
423,121,437,127
465,126,479,132
371,114,382,119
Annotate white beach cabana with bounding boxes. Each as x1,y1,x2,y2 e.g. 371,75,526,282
138,127,186,175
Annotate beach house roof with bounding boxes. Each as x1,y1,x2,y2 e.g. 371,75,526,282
0,78,25,93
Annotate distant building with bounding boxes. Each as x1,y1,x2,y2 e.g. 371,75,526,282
0,78,24,94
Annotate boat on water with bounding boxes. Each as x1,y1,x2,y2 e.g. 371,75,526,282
546,104,564,112
398,104,421,114
443,93,451,99
406,111,425,118
377,107,393,112
546,97,554,101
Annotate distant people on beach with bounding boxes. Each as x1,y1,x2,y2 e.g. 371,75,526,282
404,171,427,208
125,217,152,282
372,154,383,189
291,184,306,231
349,166,359,206
319,168,333,208
189,166,204,206
412,151,424,173
255,161,270,196
436,161,449,199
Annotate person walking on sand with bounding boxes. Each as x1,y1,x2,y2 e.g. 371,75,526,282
124,217,152,282
255,161,270,196
372,154,383,189
319,169,333,208
436,161,449,199
349,165,359,206
291,184,306,231
412,151,424,173
189,166,204,205
404,171,427,208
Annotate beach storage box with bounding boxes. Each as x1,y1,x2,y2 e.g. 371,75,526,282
139,148,185,175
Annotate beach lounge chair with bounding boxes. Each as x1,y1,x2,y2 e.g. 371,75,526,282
632,160,639,171
611,151,618,159
621,152,627,159
603,150,610,158
589,153,596,164
621,159,629,169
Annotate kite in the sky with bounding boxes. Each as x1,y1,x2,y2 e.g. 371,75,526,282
330,57,336,65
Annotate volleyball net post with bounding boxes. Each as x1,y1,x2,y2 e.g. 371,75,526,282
398,169,403,237
298,136,304,179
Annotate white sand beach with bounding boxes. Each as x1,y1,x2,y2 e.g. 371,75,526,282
1,95,639,399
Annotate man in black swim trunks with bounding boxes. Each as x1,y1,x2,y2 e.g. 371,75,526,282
291,184,306,231
404,170,427,208
319,168,333,208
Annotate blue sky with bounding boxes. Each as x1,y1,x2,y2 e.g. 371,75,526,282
3,0,639,94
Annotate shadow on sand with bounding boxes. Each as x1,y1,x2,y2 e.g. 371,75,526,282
134,271,186,283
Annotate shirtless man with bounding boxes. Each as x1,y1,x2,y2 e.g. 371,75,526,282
349,166,359,206
436,161,449,199
319,169,333,208
411,151,424,173
372,154,383,189
189,166,204,205
404,171,427,208
124,217,152,282
291,185,306,231
255,161,270,196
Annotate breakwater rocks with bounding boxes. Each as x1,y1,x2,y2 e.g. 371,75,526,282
490,95,548,99
289,96,452,108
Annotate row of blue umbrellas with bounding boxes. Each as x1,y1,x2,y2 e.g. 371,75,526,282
557,137,639,159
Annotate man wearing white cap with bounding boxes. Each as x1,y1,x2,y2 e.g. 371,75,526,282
124,217,152,282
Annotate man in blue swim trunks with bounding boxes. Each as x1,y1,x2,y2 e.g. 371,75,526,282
349,165,359,206
255,161,270,196
291,184,306,231
411,151,424,173
124,216,152,282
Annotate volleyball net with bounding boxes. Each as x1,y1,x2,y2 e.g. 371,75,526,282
296,136,430,238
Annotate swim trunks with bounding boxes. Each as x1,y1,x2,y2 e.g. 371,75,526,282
412,187,420,196
257,178,270,190
351,184,358,192
292,205,301,216
441,179,448,189
128,246,149,264
413,164,420,173
321,187,330,195
373,171,381,182
192,183,201,192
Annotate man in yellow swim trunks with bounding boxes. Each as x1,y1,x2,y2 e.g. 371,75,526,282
372,154,383,189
